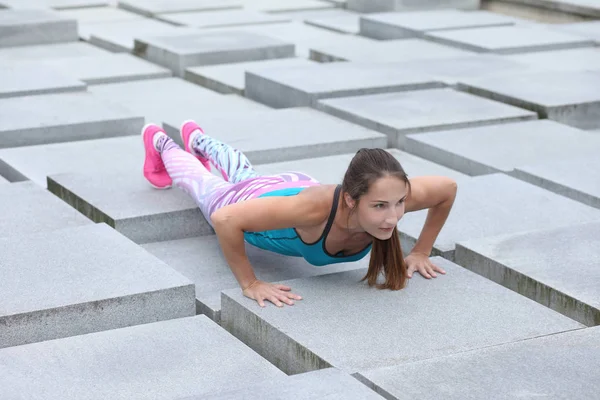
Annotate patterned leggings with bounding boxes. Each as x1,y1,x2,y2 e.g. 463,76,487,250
157,134,320,227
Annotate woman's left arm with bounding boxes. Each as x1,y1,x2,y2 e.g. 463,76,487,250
403,176,458,279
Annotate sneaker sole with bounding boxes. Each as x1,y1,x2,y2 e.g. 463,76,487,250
141,123,172,190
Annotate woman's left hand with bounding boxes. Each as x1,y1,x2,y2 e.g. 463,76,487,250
404,252,446,279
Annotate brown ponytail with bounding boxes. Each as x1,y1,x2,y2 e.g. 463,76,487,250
341,148,410,290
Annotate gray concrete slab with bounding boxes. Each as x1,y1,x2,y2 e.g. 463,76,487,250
88,77,270,127
457,70,600,130
0,136,142,186
143,235,368,322
88,18,193,52
315,88,537,148
0,8,77,47
162,107,387,163
0,181,92,238
403,120,600,176
254,148,469,184
398,173,600,260
305,14,360,34
274,7,357,21
220,256,583,375
118,0,242,17
360,10,515,40
190,368,385,400
185,57,315,95
357,326,600,400
504,47,600,72
0,176,8,184
346,0,479,13
133,30,295,77
0,64,86,98
0,92,144,148
156,9,291,29
553,20,600,42
13,53,173,85
0,223,195,349
47,168,211,244
424,25,595,54
244,62,445,108
242,0,334,13
512,156,600,209
310,37,474,62
498,0,600,18
455,222,600,327
0,315,287,398
0,0,108,9
0,42,111,62
56,6,142,24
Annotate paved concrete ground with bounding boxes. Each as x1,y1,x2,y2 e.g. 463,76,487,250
1,1,598,398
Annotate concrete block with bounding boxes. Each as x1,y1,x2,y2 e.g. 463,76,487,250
457,70,600,129
305,14,360,34
117,0,242,17
185,57,315,95
360,10,515,40
0,315,286,398
56,6,142,24
162,107,388,163
133,30,295,77
0,223,195,349
0,0,108,9
0,42,111,62
254,148,469,184
88,77,270,127
403,120,600,176
0,8,77,47
496,0,600,18
0,181,92,238
357,326,600,399
221,257,583,375
242,0,335,12
347,0,479,13
310,37,474,62
0,136,143,186
424,25,595,54
275,7,357,22
553,20,600,42
13,53,173,85
0,92,144,148
0,64,86,98
244,62,445,108
143,235,369,322
455,222,600,327
0,176,7,183
156,9,291,29
189,368,384,399
505,47,600,72
47,169,212,244
512,156,600,209
398,173,600,260
315,88,537,148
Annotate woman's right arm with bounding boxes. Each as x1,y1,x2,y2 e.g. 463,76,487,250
210,194,327,307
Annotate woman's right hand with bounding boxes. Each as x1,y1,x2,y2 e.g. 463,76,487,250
242,280,303,308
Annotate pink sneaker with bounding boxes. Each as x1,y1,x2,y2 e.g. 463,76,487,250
141,123,172,189
181,120,211,170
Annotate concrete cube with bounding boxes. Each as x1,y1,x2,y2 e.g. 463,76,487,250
0,181,91,238
347,0,479,13
244,62,445,108
0,8,77,47
455,222,600,327
360,10,515,40
0,223,195,348
315,88,537,148
133,30,295,77
56,6,142,25
0,315,286,398
554,20,600,42
305,14,360,34
185,57,316,95
242,0,335,13
0,92,144,148
310,38,474,62
0,41,111,62
156,9,291,29
0,0,108,9
512,156,600,209
398,173,600,260
357,326,600,399
505,47,600,73
0,64,86,98
424,25,595,54
403,119,600,176
457,70,600,129
117,0,242,17
221,257,583,375
498,0,600,18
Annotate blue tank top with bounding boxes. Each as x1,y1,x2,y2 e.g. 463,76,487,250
243,185,372,267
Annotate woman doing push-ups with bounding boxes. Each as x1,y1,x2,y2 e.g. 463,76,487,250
142,121,457,308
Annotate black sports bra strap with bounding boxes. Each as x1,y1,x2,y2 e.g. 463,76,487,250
322,185,341,238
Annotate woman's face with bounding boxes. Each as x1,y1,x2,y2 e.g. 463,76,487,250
351,176,409,240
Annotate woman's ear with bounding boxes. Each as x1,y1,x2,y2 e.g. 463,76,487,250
344,193,355,209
